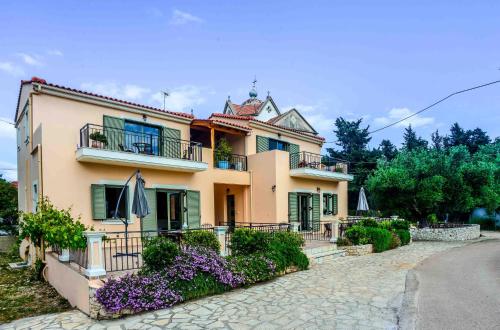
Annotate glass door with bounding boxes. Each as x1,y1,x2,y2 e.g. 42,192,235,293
124,121,161,155
298,194,310,231
168,191,183,230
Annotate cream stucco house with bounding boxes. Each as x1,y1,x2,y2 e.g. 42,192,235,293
15,77,353,234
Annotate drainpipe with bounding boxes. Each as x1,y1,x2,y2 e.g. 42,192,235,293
249,170,253,221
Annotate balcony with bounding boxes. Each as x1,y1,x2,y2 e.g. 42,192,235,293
76,124,208,172
289,151,353,182
213,152,247,171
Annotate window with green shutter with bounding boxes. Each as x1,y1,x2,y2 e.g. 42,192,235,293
256,136,269,153
163,127,181,158
288,192,298,222
322,193,338,215
312,193,320,231
332,193,338,215
186,190,201,228
103,115,125,151
91,184,129,220
141,188,158,235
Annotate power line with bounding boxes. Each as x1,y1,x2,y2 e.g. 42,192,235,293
369,79,500,134
0,118,14,125
323,79,500,143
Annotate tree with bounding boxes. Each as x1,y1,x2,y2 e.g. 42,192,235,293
326,117,375,211
431,130,443,150
0,175,18,226
467,128,490,154
444,123,468,148
402,125,428,151
366,144,499,221
443,123,490,154
379,139,398,161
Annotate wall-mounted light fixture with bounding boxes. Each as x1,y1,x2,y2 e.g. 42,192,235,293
271,185,276,192
316,187,321,193
142,114,147,122
277,133,282,138
226,188,230,194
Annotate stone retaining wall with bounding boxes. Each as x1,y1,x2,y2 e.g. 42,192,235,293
341,244,373,256
0,236,16,252
410,224,480,241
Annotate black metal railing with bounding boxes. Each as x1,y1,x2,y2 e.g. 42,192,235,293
80,124,203,162
213,152,248,171
51,245,88,270
289,151,348,174
298,221,333,241
102,226,215,272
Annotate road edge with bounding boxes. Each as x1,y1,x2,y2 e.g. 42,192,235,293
398,269,419,330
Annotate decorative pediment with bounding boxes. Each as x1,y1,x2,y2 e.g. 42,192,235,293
268,108,317,134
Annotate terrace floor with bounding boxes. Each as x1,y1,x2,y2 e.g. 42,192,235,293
2,233,498,330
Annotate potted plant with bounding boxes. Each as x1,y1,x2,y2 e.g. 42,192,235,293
214,138,232,169
89,131,108,148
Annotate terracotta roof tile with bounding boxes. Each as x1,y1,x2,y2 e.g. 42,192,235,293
231,102,262,116
21,77,194,119
210,113,325,142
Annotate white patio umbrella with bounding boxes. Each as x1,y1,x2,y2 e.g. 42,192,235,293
356,187,370,214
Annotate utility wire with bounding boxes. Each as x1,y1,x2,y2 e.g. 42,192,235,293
369,79,500,134
323,79,500,143
0,118,15,125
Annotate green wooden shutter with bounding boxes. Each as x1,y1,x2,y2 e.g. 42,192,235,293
91,184,106,220
332,194,338,215
289,143,300,168
141,188,158,236
103,116,124,151
186,190,201,228
312,193,321,231
256,136,269,153
163,127,181,158
288,192,298,223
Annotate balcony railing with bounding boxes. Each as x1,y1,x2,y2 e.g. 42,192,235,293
80,124,203,162
290,151,348,174
213,152,247,171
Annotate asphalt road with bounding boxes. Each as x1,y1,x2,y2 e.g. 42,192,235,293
412,239,500,330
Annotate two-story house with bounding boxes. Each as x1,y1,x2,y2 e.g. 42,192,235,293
15,77,353,234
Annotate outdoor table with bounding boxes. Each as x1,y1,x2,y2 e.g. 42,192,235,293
132,142,153,155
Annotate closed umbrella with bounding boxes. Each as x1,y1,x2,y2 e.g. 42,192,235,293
114,169,150,257
356,187,370,215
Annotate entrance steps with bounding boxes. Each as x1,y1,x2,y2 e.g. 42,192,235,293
303,243,346,264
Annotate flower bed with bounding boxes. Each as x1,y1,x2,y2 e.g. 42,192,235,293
92,229,308,319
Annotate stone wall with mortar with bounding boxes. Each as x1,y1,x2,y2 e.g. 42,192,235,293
0,236,16,252
410,224,480,241
341,244,373,256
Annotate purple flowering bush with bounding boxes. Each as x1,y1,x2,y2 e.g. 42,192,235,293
227,254,277,284
95,273,182,313
96,246,244,314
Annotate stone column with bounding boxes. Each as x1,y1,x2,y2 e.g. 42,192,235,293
84,231,106,277
58,248,70,262
330,219,339,244
214,226,229,256
290,222,300,232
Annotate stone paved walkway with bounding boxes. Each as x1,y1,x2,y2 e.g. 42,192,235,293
1,238,488,330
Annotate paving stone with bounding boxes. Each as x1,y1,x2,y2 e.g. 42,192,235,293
3,239,491,330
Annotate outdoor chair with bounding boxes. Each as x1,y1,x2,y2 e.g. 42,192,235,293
323,223,332,238
118,144,134,153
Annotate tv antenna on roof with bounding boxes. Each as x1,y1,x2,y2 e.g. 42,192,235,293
161,91,169,110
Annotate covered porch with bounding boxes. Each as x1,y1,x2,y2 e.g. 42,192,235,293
214,183,251,226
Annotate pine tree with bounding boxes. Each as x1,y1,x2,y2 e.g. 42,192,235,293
402,125,428,151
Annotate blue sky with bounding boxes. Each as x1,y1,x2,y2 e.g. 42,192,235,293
1,1,499,181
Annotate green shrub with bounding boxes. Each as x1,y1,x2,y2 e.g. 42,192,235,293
391,220,410,230
182,230,220,253
358,218,379,228
141,236,180,274
389,232,401,249
230,229,309,272
230,228,269,255
228,254,277,284
172,273,228,301
378,220,393,231
335,237,352,246
395,229,411,245
364,227,392,253
345,226,370,245
469,218,496,230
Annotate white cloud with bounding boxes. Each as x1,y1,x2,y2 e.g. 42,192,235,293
47,49,63,56
81,82,151,101
0,118,16,139
151,85,208,112
0,161,17,182
169,9,203,25
17,53,42,66
0,61,24,76
373,107,435,129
